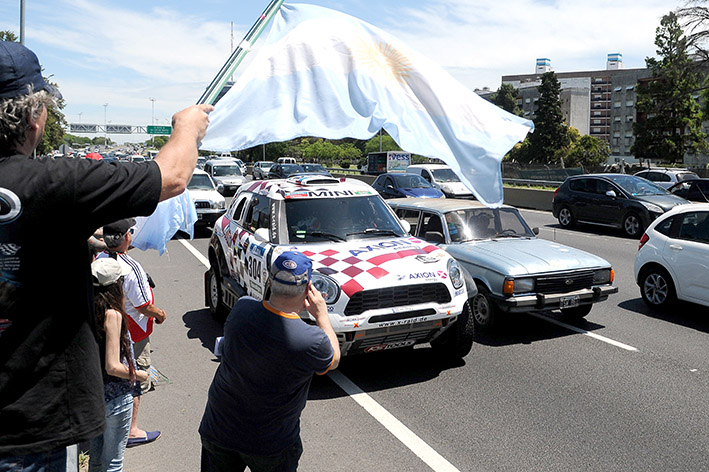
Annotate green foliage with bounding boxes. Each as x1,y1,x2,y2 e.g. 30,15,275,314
526,72,570,164
0,31,18,41
564,134,611,167
364,132,401,154
149,135,169,149
491,83,523,116
632,12,707,163
63,134,93,146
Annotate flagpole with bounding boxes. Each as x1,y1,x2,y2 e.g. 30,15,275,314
197,0,285,105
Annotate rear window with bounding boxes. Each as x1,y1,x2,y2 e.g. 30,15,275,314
569,179,591,193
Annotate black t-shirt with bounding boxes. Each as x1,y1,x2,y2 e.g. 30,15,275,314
0,155,162,456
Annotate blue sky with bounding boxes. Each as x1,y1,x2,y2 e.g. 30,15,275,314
1,0,679,143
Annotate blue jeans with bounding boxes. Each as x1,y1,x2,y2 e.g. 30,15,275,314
89,393,133,472
200,437,303,472
0,446,74,472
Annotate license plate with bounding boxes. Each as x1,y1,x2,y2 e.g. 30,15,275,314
560,295,580,308
364,340,416,353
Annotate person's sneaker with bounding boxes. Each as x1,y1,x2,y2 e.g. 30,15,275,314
126,430,161,448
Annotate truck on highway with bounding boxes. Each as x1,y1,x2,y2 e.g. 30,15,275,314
364,151,411,175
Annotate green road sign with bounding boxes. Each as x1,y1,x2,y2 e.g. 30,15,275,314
147,125,172,135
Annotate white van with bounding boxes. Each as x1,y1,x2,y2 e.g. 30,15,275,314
407,164,474,199
277,157,297,164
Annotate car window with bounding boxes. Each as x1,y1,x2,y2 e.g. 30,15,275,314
187,174,215,190
245,196,271,232
394,174,431,188
655,216,674,236
395,209,420,235
420,212,444,240
230,194,249,221
213,165,242,177
431,168,461,183
595,179,614,195
677,211,709,244
444,211,472,242
606,175,668,196
569,178,590,193
677,172,699,182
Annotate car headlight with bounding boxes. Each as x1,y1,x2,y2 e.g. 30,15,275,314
593,268,613,284
641,202,663,213
212,200,225,209
503,277,535,295
447,259,464,289
311,273,340,304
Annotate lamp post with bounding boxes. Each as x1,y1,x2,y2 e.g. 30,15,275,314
149,98,156,148
78,112,82,123
19,0,25,45
103,103,108,146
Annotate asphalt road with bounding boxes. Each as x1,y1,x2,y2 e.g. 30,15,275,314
122,206,708,472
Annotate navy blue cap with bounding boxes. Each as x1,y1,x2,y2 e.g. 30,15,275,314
270,251,312,286
0,41,62,99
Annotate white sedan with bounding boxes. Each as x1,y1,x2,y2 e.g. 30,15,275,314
634,203,709,309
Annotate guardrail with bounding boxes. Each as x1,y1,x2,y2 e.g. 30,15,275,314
502,178,563,188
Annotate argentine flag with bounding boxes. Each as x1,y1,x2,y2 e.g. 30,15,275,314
200,3,534,207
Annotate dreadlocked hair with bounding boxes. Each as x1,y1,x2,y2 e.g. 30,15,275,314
93,278,136,383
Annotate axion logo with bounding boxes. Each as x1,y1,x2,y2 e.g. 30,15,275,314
0,188,21,223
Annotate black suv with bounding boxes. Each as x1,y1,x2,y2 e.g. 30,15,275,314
552,174,689,238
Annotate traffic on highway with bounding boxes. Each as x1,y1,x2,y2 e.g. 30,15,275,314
123,169,708,472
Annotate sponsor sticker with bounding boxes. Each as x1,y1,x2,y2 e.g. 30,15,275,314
364,340,416,353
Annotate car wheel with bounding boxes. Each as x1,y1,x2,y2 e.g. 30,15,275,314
470,284,499,329
622,213,643,238
558,206,575,228
207,258,228,320
640,267,676,309
560,304,593,319
431,301,474,359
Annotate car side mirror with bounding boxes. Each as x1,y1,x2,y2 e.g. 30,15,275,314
605,190,617,198
399,219,411,233
532,227,539,235
424,231,444,243
386,184,395,191
217,183,225,193
254,228,270,242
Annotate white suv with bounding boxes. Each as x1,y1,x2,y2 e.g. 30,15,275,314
634,168,699,189
407,164,474,199
187,169,225,226
205,176,475,359
634,203,709,309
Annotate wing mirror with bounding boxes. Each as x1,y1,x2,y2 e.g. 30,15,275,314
254,228,270,242
532,227,539,235
399,219,411,233
605,190,617,198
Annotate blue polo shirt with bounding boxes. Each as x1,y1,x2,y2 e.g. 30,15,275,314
199,298,334,455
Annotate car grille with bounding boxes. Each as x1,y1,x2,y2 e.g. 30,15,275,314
344,283,451,316
194,201,211,209
535,270,594,294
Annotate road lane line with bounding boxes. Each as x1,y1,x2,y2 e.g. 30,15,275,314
178,238,210,268
177,238,460,471
527,312,639,351
328,370,460,472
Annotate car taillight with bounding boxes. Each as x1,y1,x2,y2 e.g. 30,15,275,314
638,233,649,251
553,187,560,199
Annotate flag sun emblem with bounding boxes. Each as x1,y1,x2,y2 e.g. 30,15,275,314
354,40,413,85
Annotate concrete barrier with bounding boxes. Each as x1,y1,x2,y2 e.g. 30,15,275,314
503,187,555,212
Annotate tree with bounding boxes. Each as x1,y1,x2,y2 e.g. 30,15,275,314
491,83,523,116
527,72,570,164
632,12,707,163
677,1,709,63
0,31,18,42
565,134,611,167
364,131,401,154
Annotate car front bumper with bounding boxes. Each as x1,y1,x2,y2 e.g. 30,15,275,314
493,285,618,313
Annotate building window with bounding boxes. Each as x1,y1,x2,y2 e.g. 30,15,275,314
626,100,634,107
614,131,621,138
626,85,635,90
614,86,622,92
626,138,633,146
613,147,620,153
614,102,621,108
625,132,633,138
626,116,634,122
593,127,601,133
614,117,621,122
594,111,602,116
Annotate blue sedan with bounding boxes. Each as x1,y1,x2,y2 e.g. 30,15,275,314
371,172,445,199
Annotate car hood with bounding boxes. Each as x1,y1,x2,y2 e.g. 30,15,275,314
634,194,689,211
400,188,444,198
286,237,454,294
189,188,223,201
439,182,472,195
213,176,246,184
443,238,610,276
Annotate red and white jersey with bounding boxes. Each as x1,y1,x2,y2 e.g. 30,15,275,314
97,251,154,342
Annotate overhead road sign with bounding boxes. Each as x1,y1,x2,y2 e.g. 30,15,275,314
106,124,132,134
147,125,172,135
70,123,98,132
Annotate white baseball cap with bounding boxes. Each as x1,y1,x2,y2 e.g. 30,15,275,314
91,258,131,287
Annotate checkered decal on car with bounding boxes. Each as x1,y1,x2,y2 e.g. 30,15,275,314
301,240,440,297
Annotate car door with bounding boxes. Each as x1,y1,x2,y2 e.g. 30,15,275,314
568,178,596,222
380,176,400,199
420,211,445,242
664,211,709,304
237,194,274,299
394,208,422,236
592,179,626,225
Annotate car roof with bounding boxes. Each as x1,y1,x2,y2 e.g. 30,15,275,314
387,197,514,212
192,168,208,175
239,176,376,200
205,159,239,166
407,164,450,169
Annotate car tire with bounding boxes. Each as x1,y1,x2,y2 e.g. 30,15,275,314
558,206,576,228
207,258,229,321
431,301,474,359
622,212,643,238
640,266,676,309
560,304,593,319
470,284,499,330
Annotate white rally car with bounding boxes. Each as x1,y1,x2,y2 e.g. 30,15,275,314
205,176,475,358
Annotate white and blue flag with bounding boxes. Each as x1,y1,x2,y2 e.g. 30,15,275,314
131,190,197,255
200,3,534,206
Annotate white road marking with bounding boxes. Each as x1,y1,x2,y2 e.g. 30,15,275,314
328,370,461,472
176,236,459,471
527,312,639,351
178,237,210,268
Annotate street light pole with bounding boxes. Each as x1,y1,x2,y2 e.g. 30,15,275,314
19,0,25,45
78,112,82,123
149,98,156,148
103,103,108,146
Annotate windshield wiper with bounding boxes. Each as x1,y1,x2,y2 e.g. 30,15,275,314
493,230,524,238
309,231,346,242
346,228,400,237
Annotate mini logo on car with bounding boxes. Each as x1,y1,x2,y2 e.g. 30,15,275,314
565,279,574,286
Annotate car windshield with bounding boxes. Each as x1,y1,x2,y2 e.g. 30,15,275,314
443,208,534,242
281,164,304,174
393,174,432,189
213,165,242,177
188,174,215,190
677,172,699,182
259,162,273,170
606,175,669,196
302,164,327,172
431,168,461,183
285,196,406,242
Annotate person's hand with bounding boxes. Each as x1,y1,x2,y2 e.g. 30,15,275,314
153,307,167,324
171,104,214,143
136,370,149,383
304,282,328,321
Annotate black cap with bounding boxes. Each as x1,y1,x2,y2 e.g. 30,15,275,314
103,218,136,248
0,41,62,99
